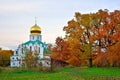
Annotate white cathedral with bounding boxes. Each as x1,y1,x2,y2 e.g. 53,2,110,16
10,22,50,67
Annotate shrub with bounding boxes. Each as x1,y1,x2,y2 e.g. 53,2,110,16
0,67,2,73
42,67,52,72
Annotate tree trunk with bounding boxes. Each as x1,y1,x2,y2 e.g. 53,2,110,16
89,57,92,67
50,58,53,71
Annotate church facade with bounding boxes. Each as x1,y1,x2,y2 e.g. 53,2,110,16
10,23,49,67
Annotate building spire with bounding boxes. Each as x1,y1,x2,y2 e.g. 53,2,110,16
35,17,37,25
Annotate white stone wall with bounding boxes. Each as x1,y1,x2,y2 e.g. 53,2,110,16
30,34,42,41
10,56,22,67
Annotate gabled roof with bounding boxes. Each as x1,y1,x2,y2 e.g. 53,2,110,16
22,40,48,49
23,40,44,46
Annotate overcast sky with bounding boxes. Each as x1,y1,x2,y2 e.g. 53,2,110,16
0,0,120,50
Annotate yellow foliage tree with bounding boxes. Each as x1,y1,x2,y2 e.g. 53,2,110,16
0,48,13,66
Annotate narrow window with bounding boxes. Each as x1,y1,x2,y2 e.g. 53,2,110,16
37,36,39,40
39,47,40,53
22,48,23,54
19,61,20,64
30,46,32,51
16,50,18,54
33,36,34,40
16,57,18,60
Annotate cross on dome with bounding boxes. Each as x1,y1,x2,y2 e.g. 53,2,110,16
35,17,37,25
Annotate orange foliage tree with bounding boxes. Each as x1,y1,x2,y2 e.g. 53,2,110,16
63,20,85,66
63,9,120,67
51,37,70,62
0,48,13,66
63,13,95,67
107,38,120,67
52,9,120,67
90,9,120,53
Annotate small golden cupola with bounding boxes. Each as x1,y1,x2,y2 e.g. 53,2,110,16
30,24,41,34
30,17,41,34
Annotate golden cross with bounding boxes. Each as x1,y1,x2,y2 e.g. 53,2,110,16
35,17,37,24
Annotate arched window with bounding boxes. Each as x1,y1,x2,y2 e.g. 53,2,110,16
16,57,18,60
30,46,32,51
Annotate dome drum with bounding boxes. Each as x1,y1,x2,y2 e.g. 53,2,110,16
30,30,41,34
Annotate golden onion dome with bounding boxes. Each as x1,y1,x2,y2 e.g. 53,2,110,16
30,24,41,34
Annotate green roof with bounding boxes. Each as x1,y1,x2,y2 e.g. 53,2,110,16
22,40,48,50
23,40,43,46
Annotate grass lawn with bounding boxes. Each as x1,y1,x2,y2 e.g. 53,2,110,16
0,67,120,80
